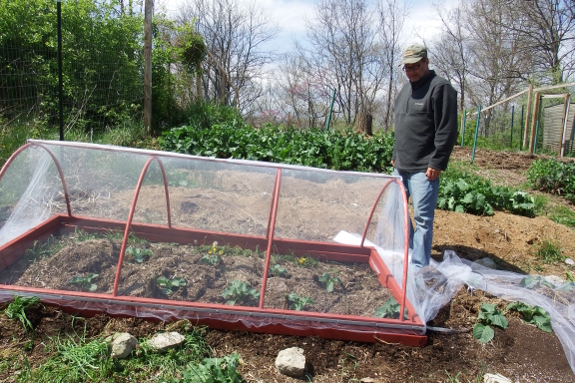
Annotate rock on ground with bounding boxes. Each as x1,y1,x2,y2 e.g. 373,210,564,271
275,347,306,378
483,373,513,383
108,332,138,359
147,331,185,352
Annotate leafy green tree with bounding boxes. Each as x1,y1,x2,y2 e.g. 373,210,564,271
0,0,143,131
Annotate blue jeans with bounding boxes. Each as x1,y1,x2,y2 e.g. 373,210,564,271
393,170,439,268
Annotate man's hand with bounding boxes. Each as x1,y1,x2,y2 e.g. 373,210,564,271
426,167,441,181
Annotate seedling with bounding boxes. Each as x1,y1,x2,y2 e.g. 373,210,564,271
222,280,260,306
201,241,225,257
318,272,342,292
506,301,552,333
156,276,188,296
520,275,555,289
73,227,97,242
269,264,288,277
2,295,41,332
473,303,508,343
286,292,314,311
69,273,99,292
200,254,221,266
373,296,408,319
126,246,153,263
296,256,318,268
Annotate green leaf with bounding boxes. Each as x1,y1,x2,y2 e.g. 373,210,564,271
533,315,553,333
480,303,497,314
326,281,334,292
89,284,98,292
473,323,494,343
488,313,508,329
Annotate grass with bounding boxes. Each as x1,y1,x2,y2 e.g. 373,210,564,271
532,193,575,229
532,239,565,264
4,316,244,383
2,295,41,333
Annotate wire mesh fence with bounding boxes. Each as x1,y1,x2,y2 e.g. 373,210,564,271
0,0,143,134
460,85,575,157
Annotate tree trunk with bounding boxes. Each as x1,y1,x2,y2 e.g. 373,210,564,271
356,112,373,135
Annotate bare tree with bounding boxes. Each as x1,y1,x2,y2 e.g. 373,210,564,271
178,0,277,108
473,0,575,85
377,0,407,129
430,2,471,112
274,53,328,129
304,0,385,126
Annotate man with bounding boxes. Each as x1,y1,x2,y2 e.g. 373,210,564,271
391,43,458,268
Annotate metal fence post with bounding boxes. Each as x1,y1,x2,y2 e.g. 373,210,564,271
471,106,482,164
57,0,64,141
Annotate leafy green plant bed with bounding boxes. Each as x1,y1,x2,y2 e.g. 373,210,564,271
0,232,394,317
438,170,535,217
160,125,395,173
528,158,575,203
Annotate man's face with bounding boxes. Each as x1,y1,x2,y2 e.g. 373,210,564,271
403,58,429,82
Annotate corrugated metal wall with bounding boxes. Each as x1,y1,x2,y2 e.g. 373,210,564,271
544,102,575,152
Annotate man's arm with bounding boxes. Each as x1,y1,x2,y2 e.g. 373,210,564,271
429,84,458,171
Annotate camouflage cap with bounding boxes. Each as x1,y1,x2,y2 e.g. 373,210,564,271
402,44,427,64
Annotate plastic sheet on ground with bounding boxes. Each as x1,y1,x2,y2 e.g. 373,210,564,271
335,231,575,375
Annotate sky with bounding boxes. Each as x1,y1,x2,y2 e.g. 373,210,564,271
156,0,451,55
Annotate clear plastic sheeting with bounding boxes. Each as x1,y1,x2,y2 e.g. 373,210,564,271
0,147,65,247
335,231,575,374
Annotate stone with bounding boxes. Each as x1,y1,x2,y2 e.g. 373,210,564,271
275,347,306,378
109,332,138,359
545,275,565,286
483,373,512,383
565,258,575,266
475,257,498,269
147,331,186,352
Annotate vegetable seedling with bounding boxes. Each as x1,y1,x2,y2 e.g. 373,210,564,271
506,301,552,333
126,246,153,263
156,276,187,296
200,254,221,266
473,303,508,343
69,273,99,292
270,264,288,277
373,296,408,319
318,272,342,292
222,280,260,306
2,295,41,332
286,292,314,311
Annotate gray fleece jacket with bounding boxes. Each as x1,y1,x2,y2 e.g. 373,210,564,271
392,70,458,172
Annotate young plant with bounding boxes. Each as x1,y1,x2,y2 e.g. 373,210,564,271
222,281,260,306
506,301,552,333
373,296,408,319
318,272,342,292
156,276,188,296
269,264,287,277
2,295,41,332
200,254,221,266
126,246,153,263
286,292,315,311
73,228,97,242
520,275,556,289
69,273,99,292
296,256,318,268
177,352,244,383
473,303,508,343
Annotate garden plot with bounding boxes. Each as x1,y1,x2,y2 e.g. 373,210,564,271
0,231,395,317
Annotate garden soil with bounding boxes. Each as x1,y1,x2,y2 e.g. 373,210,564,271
2,147,575,381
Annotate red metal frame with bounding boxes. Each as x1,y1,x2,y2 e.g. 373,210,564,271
259,169,282,308
112,156,172,296
0,140,424,346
